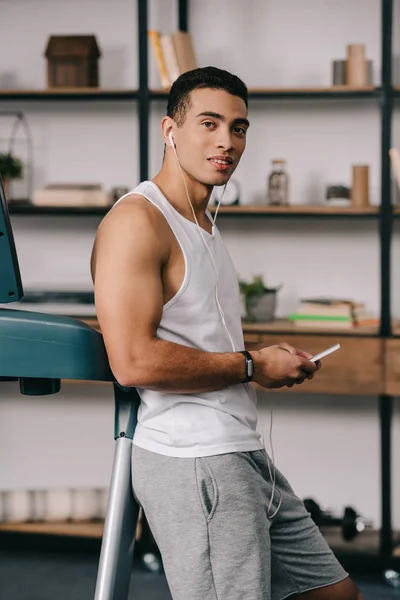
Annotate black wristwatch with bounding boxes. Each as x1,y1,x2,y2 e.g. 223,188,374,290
239,350,254,383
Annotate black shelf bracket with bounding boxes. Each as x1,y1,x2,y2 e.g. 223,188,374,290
379,0,394,574
178,0,188,32
138,0,149,182
380,0,393,339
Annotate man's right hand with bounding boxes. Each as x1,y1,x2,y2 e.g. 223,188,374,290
250,342,319,389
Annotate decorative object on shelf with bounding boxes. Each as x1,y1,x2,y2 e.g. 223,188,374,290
332,58,373,86
325,184,351,207
267,159,289,205
44,35,101,88
0,487,108,523
148,29,197,89
0,152,23,199
32,183,112,207
171,30,197,75
332,60,346,86
351,165,370,207
367,60,373,84
239,275,280,323
0,111,33,202
210,178,240,206
111,186,130,204
346,44,367,86
148,30,170,89
389,147,400,203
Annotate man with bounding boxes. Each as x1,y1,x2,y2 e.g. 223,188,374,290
91,67,362,600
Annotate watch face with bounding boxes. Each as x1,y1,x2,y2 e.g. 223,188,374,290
210,179,240,206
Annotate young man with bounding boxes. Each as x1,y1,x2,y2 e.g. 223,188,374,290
91,67,362,600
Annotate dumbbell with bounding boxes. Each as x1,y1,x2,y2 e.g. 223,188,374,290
303,498,370,541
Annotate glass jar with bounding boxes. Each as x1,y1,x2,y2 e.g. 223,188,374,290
267,159,289,205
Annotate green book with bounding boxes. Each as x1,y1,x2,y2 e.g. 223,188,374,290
288,314,352,322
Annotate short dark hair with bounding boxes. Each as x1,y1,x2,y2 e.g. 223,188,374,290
166,66,248,127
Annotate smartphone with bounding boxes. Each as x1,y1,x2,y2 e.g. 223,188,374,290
310,343,341,363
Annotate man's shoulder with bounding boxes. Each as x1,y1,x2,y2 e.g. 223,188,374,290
102,191,166,233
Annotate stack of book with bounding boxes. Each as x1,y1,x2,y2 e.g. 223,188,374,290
148,30,197,89
32,184,111,207
288,298,379,330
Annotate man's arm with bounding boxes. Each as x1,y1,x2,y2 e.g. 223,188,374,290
91,199,317,392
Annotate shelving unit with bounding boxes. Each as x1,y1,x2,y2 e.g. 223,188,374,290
2,0,399,575
136,0,397,574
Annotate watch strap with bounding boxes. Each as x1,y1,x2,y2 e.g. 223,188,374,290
240,350,254,383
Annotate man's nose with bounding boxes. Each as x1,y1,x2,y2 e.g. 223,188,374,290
215,129,234,150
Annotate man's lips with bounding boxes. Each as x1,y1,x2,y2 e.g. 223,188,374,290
208,156,233,171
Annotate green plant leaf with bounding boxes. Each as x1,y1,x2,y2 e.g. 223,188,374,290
0,153,23,179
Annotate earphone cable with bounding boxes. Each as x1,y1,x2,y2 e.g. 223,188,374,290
172,143,236,352
171,138,281,519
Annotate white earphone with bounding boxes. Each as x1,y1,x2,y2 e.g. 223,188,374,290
168,132,175,148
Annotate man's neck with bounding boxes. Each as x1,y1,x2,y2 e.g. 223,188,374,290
152,162,213,225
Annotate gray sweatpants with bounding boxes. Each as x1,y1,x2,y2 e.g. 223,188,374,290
132,445,348,600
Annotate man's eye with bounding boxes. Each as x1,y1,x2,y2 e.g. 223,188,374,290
202,121,214,128
234,127,246,135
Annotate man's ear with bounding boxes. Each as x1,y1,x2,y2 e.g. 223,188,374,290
161,116,175,148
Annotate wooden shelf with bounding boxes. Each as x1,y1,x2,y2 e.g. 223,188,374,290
242,319,379,337
208,205,379,218
0,518,142,540
151,86,380,100
247,334,384,396
0,88,138,101
8,203,381,218
0,520,104,538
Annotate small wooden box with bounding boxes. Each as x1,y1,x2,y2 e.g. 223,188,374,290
45,35,101,88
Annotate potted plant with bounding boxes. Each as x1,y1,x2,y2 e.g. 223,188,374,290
239,275,281,322
0,152,23,199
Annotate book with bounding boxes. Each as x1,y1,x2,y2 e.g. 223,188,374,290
389,147,400,191
288,314,352,322
33,184,111,207
289,319,354,330
288,296,378,329
161,34,181,84
292,303,355,318
299,297,360,306
171,30,197,74
148,30,171,89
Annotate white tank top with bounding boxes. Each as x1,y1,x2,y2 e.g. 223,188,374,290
113,181,263,457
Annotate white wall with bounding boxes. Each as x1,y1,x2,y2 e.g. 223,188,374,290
0,0,400,530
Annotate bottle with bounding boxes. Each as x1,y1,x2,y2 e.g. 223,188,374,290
267,159,289,205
